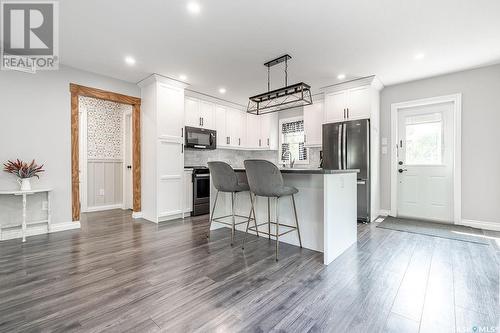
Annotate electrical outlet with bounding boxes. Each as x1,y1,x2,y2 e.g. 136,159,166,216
99,189,105,196
42,201,48,210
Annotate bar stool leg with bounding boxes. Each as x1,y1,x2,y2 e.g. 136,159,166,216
250,193,259,237
267,197,271,240
291,194,303,248
242,193,256,250
231,192,236,246
275,197,279,261
207,190,219,239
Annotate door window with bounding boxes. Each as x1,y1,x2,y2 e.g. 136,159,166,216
404,112,443,165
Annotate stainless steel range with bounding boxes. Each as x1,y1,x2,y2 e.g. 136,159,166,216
187,166,210,216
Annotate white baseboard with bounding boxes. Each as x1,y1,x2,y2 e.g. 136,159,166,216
378,209,391,217
132,211,143,219
50,221,81,232
85,204,123,213
460,219,500,231
1,221,80,241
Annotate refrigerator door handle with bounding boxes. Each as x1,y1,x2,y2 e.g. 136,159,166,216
338,124,342,169
342,123,347,169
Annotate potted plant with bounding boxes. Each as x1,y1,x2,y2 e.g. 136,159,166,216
3,159,44,191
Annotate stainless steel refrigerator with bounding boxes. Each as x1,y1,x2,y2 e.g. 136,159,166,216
322,119,370,222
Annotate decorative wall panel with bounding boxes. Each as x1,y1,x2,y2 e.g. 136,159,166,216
80,96,131,159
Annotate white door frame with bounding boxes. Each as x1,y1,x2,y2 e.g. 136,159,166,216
390,94,462,224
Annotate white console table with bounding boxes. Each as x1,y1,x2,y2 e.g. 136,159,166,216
0,188,52,242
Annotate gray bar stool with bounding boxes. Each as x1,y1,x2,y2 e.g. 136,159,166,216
243,159,302,260
207,161,258,245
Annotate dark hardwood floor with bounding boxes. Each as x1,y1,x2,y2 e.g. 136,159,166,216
0,210,498,332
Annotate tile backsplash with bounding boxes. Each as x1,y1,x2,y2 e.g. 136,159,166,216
184,147,321,169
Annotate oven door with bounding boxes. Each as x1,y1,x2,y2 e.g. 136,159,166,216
185,127,216,149
193,174,210,205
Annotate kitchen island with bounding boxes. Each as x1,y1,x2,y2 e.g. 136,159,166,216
209,168,359,265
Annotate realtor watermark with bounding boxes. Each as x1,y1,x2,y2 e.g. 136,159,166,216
1,0,59,72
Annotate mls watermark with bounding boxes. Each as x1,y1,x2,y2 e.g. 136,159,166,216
1,0,59,72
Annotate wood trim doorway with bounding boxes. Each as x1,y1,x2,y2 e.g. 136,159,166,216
70,83,141,221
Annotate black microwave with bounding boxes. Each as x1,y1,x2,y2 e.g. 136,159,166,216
185,126,216,150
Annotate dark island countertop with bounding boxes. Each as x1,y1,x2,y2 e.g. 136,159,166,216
232,168,359,175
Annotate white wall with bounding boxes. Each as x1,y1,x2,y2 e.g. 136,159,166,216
0,65,139,225
380,63,500,225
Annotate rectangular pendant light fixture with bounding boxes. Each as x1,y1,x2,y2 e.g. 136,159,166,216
247,54,313,115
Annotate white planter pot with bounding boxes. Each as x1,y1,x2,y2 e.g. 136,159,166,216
17,178,31,191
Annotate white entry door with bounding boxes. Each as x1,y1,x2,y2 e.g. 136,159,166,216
397,102,454,222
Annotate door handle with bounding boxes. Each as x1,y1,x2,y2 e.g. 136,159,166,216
398,168,407,173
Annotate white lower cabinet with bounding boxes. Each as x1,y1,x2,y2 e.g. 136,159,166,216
184,170,193,214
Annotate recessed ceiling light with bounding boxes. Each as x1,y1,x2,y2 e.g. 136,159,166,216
124,56,136,65
179,74,187,81
187,2,201,15
414,53,425,60
337,74,346,80
218,88,226,94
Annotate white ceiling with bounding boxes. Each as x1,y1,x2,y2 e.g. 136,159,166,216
60,0,500,104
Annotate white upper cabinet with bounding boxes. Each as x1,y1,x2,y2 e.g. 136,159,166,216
184,96,280,150
215,105,228,147
324,83,374,123
260,113,278,150
199,101,215,129
227,107,246,148
246,113,261,149
325,90,347,123
184,97,215,129
346,86,371,120
185,97,200,128
304,101,324,147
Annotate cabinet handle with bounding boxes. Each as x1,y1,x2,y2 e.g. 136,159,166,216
238,138,241,146
181,144,184,153
347,108,349,119
259,139,261,147
343,108,346,119
267,138,269,146
181,128,183,137
202,117,204,126
199,117,201,126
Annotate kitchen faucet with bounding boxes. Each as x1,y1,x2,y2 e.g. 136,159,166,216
283,151,295,168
